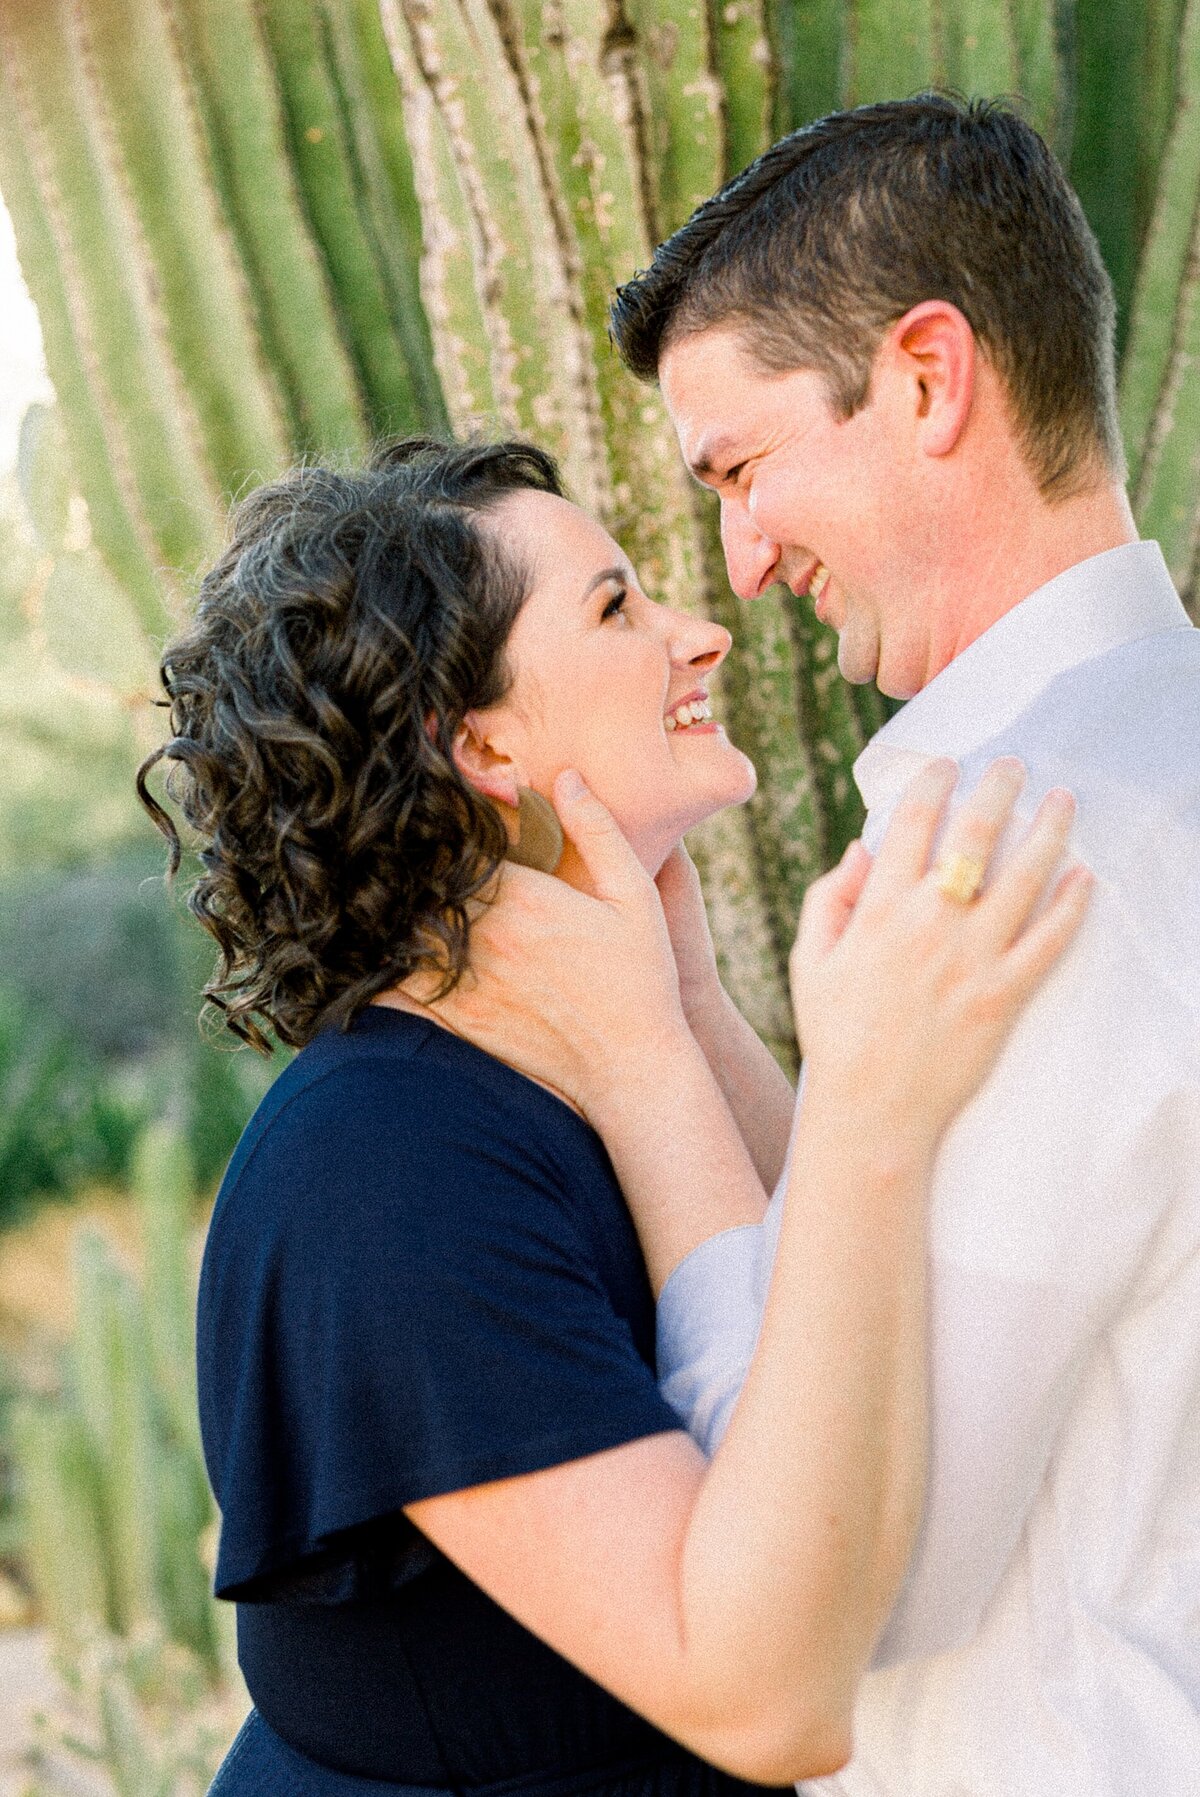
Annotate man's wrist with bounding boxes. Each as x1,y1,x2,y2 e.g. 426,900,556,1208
584,1021,710,1138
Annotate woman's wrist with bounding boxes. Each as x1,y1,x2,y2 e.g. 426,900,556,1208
796,1068,943,1186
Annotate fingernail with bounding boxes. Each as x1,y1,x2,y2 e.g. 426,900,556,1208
557,769,585,800
1044,786,1076,819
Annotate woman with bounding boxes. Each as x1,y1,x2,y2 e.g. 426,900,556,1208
138,438,1089,1796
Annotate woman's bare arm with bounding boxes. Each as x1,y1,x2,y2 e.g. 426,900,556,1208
410,1035,930,1783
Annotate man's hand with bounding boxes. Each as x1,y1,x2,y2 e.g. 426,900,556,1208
414,772,691,1123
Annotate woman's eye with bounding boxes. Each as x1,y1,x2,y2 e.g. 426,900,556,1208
601,588,628,621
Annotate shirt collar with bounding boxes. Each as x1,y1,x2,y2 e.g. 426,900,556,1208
854,540,1193,815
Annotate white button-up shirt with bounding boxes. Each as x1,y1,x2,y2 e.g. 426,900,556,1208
658,541,1200,1796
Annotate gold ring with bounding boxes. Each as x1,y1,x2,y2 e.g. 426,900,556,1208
934,851,987,904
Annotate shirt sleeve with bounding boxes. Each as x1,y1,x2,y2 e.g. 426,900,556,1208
656,1222,766,1456
201,1057,682,1599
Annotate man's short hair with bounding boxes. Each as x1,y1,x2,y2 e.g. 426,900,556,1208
610,95,1123,499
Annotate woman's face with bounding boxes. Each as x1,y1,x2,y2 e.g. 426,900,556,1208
456,489,757,875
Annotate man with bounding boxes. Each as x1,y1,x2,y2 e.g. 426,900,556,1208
603,95,1200,1795
444,95,1200,1793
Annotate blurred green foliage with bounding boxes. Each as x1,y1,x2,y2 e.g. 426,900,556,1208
0,406,277,1229
0,852,276,1228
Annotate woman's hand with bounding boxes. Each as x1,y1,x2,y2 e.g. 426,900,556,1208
791,756,1092,1159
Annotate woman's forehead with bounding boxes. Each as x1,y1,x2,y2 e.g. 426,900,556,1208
491,487,625,578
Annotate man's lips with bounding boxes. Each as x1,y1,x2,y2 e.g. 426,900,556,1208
789,560,831,604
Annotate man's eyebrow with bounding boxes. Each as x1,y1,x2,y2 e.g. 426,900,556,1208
581,564,630,601
688,434,742,482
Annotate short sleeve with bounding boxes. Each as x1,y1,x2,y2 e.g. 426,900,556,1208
198,1047,682,1599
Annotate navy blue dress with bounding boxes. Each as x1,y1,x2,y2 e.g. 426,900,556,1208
198,1005,786,1797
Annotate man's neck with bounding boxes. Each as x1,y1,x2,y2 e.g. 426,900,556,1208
920,479,1139,689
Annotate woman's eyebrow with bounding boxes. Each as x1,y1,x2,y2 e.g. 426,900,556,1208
580,565,629,602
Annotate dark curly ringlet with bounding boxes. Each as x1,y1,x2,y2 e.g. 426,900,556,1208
136,437,564,1054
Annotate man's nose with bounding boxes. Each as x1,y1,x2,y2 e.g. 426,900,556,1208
719,498,780,601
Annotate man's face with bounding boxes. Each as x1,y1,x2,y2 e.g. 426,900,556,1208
659,324,933,699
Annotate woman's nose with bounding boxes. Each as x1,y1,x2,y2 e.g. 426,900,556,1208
720,496,780,601
668,615,732,674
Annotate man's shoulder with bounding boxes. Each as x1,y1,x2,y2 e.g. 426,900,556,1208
962,625,1200,857
988,623,1199,769
955,626,1200,1042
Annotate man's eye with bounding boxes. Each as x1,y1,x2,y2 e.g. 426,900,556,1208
602,588,628,620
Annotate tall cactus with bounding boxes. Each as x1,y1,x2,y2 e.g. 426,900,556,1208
12,1124,220,1674
2,0,1199,1058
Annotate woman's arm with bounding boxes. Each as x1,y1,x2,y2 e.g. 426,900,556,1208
409,759,1090,1782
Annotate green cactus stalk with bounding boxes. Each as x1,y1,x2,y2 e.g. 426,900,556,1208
69,0,293,488
772,0,843,130
625,0,726,236
256,0,446,438
324,0,451,435
1009,0,1067,147
1120,0,1200,591
1071,0,1169,346
134,1125,201,1455
71,1230,165,1636
845,0,936,108
712,0,775,176
937,0,1018,95
11,1130,222,1674
167,0,374,456
12,1402,112,1647
0,0,217,625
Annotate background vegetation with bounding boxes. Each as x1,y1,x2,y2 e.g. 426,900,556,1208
0,0,1198,1787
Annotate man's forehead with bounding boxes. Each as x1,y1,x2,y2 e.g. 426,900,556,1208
659,330,765,470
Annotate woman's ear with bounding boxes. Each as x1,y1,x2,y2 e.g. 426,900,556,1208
452,711,522,808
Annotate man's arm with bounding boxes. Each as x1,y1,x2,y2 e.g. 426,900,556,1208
656,845,796,1195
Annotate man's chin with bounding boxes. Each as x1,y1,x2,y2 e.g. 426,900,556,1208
836,635,879,688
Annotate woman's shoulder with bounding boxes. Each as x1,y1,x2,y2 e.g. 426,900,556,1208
243,1002,591,1148
211,1004,615,1251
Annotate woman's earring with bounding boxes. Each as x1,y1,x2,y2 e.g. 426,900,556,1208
498,787,564,874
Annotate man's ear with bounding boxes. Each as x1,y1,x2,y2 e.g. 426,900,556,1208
887,299,976,458
451,711,521,808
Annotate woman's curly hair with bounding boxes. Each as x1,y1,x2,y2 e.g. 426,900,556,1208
137,437,564,1053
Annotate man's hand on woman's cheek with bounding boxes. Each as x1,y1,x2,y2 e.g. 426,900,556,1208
416,773,694,1120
